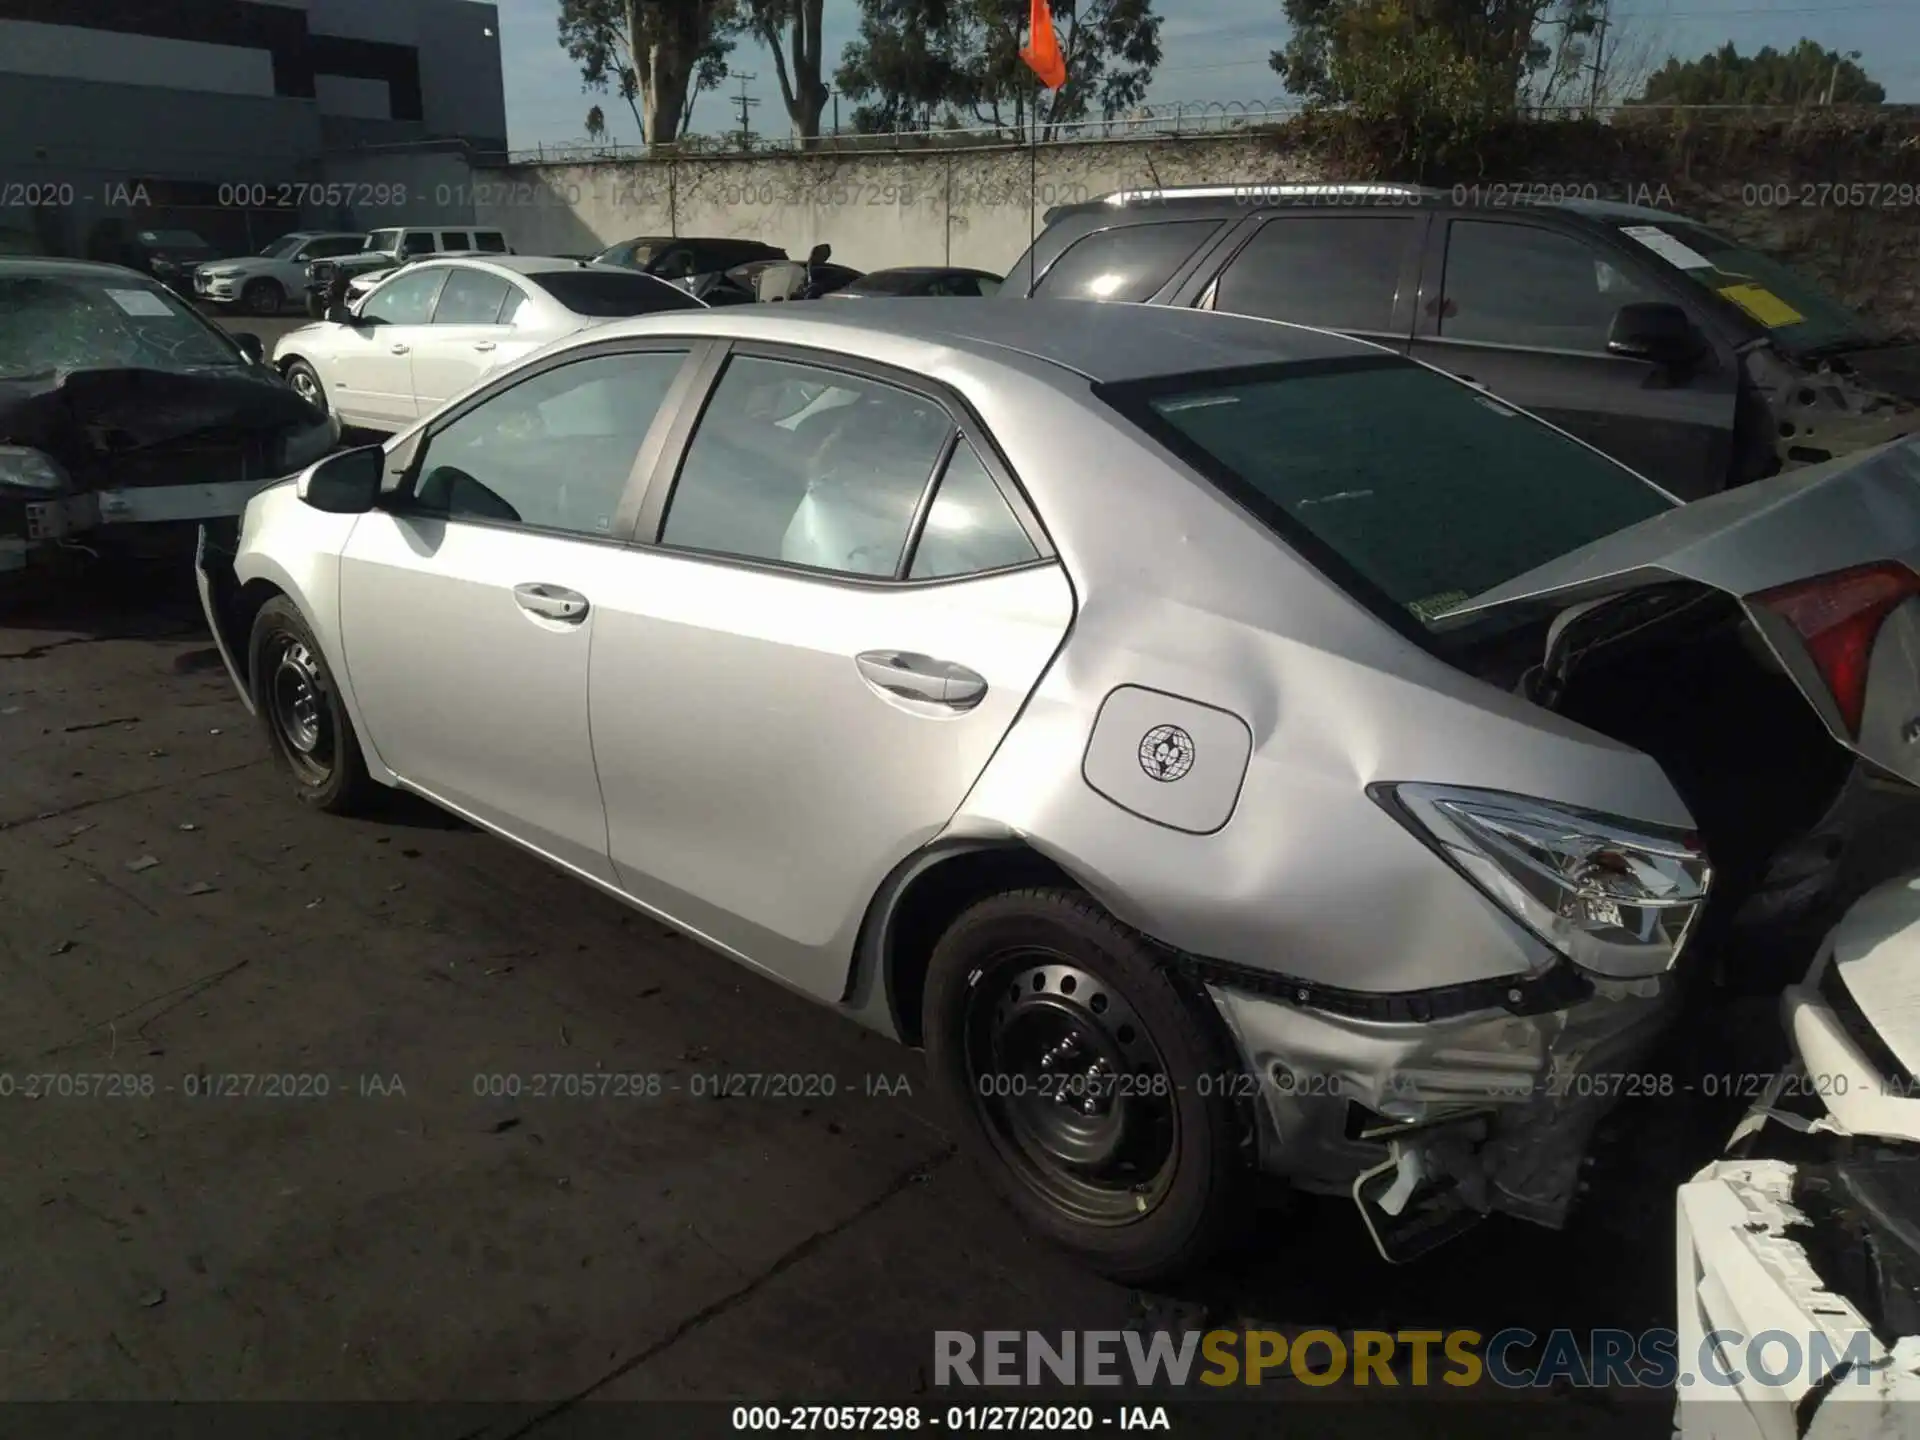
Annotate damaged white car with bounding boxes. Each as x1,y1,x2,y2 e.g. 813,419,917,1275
1679,876,1920,1439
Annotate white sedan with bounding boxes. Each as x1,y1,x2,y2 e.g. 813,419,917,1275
271,256,703,432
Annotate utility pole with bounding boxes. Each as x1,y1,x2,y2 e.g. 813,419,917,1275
732,72,761,149
1585,0,1611,114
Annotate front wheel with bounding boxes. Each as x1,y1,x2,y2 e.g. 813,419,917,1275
283,359,326,415
247,596,376,814
241,277,283,314
923,888,1251,1283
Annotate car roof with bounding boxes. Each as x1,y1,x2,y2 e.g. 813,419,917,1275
579,297,1377,383
0,256,161,282
412,255,617,278
861,267,1001,279
1066,184,1703,229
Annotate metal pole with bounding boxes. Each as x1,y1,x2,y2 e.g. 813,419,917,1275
1586,0,1610,114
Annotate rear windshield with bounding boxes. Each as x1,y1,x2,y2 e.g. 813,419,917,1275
850,271,920,295
528,269,706,317
0,275,243,379
1104,358,1673,627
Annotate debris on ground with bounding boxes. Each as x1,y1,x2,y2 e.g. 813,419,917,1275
125,856,160,872
183,881,217,896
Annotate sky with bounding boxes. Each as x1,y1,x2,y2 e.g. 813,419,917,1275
492,0,1920,150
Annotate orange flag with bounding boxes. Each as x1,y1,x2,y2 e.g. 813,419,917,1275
1021,0,1068,90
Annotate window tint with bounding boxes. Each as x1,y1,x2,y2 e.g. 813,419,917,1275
1214,217,1414,333
907,441,1038,579
1109,360,1671,627
529,269,705,317
497,286,526,324
473,231,509,254
309,236,365,259
1034,221,1222,301
411,350,687,536
402,231,437,254
360,266,449,325
433,268,511,324
1441,222,1658,352
662,356,953,577
439,231,472,250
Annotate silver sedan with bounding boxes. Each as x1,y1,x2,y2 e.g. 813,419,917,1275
197,299,1920,1279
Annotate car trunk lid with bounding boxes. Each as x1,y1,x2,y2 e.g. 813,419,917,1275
1437,435,1920,785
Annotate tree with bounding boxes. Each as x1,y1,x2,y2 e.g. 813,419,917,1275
1632,41,1885,107
558,0,739,149
836,0,1160,138
1272,0,1607,114
748,0,831,144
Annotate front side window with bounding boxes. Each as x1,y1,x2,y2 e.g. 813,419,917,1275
411,350,688,536
432,268,511,324
1105,358,1672,625
661,356,953,577
650,247,698,280
1034,221,1223,302
359,267,449,325
402,231,437,255
1441,222,1659,353
1213,217,1416,334
309,236,366,259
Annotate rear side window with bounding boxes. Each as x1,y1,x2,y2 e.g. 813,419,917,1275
1105,359,1672,626
1441,222,1659,353
907,441,1038,579
432,268,511,324
1212,217,1416,334
1034,221,1223,302
439,231,472,250
528,269,705,317
473,231,509,254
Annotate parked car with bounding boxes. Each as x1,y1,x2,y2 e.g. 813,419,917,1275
199,298,1920,1279
1003,183,1918,501
272,256,703,431
0,258,337,572
306,225,512,315
84,224,220,294
590,235,788,301
834,267,1003,298
1677,874,1920,1437
728,249,865,303
193,231,366,314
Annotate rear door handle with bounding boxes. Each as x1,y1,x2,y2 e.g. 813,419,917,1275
855,651,987,711
513,582,589,623
473,340,497,352
391,343,410,355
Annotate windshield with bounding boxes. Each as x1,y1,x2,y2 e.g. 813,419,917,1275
529,269,706,317
600,239,664,269
0,275,244,379
1612,219,1881,355
366,230,402,252
258,235,304,259
138,230,209,249
1105,357,1674,628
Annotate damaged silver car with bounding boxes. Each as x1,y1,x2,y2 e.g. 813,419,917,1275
196,300,1920,1279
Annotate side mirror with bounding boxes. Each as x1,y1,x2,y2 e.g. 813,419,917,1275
234,332,265,363
297,445,383,514
1608,302,1707,370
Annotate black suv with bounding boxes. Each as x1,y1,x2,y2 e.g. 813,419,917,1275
1004,184,1918,499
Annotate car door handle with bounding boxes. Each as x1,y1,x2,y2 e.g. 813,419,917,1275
513,583,589,623
855,651,987,711
391,343,410,355
473,340,497,352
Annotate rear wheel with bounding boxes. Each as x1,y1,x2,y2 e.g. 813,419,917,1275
240,277,283,314
247,596,376,814
923,888,1250,1283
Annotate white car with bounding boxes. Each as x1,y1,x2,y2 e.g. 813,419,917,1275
193,231,366,313
271,256,705,432
345,251,490,303
1677,874,1920,1437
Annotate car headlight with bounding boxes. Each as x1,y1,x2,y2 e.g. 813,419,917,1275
1375,783,1711,979
0,446,70,494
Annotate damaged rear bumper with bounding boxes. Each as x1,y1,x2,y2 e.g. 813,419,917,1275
1204,965,1674,1260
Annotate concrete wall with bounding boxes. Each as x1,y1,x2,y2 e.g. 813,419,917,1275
319,146,481,229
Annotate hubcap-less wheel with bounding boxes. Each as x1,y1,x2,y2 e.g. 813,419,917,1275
965,953,1180,1226
289,368,320,407
268,638,333,782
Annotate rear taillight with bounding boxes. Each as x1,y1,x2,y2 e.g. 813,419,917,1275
1752,562,1920,736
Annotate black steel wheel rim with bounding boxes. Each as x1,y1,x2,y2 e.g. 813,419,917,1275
963,948,1180,1226
267,636,334,784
